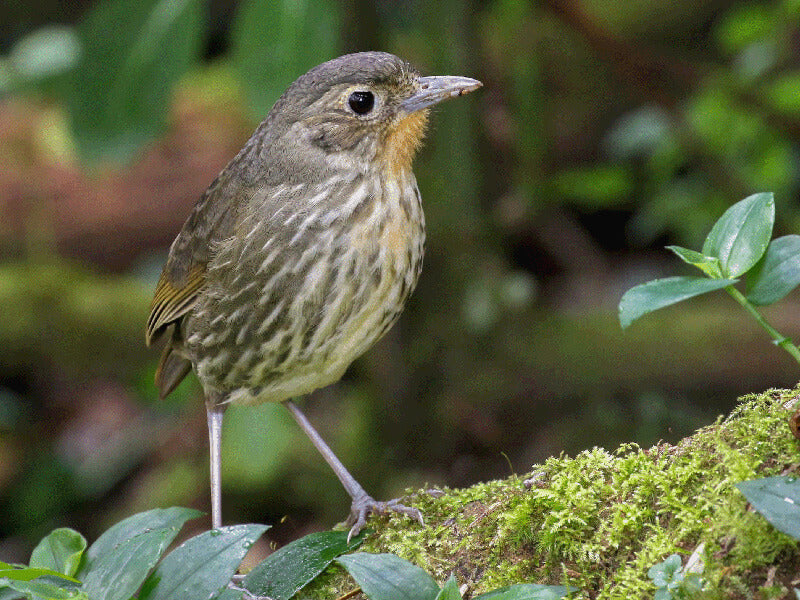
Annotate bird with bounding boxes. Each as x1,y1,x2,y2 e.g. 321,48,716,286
146,51,481,538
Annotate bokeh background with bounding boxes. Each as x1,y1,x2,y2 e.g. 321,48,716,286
2,0,800,562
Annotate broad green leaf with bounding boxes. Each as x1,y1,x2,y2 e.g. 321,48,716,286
68,0,206,162
3,579,88,600
746,235,800,305
434,576,462,600
473,584,574,599
701,192,774,277
138,524,269,600
619,276,736,329
647,554,682,587
230,0,341,119
81,527,176,600
666,246,723,278
736,476,800,540
30,528,87,578
336,553,440,600
79,507,201,578
243,530,364,600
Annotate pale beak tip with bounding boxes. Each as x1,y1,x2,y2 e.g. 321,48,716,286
402,75,483,113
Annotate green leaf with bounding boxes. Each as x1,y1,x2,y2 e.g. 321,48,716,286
243,530,363,600
434,576,461,600
336,553,441,600
736,476,800,540
746,235,800,305
619,276,736,329
30,528,87,578
647,554,682,587
473,584,574,599
0,565,79,584
68,0,206,162
138,524,269,600
2,579,87,600
78,507,202,578
81,527,176,600
230,0,341,119
666,246,723,278
701,192,774,277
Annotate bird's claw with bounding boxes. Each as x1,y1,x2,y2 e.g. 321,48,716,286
346,495,424,541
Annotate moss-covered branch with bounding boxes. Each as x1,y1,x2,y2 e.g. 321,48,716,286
304,388,800,599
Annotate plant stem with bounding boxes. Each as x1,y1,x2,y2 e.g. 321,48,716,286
725,285,800,365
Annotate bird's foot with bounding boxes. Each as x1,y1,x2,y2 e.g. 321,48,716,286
346,494,424,541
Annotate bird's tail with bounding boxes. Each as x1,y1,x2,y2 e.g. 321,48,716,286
155,342,192,399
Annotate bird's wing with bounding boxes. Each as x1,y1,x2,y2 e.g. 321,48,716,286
145,170,249,346
146,262,206,345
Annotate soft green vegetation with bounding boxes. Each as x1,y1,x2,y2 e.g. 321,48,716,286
0,507,267,600
620,192,800,364
1,0,341,163
0,260,152,378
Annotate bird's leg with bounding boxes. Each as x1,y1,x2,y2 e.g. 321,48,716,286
283,399,423,539
206,399,227,530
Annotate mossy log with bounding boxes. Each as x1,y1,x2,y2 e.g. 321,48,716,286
303,388,800,599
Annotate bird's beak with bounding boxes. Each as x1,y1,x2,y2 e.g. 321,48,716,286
401,75,482,113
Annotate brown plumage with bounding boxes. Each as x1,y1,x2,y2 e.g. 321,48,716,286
146,52,481,536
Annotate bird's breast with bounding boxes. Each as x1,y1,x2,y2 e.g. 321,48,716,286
187,168,425,404
340,167,426,339
348,169,424,267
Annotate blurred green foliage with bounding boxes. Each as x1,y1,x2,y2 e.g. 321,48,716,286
2,0,800,564
69,0,205,162
230,0,341,119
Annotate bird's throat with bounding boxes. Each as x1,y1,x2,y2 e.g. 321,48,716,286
380,109,429,176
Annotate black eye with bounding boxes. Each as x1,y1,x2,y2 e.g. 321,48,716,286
348,91,374,115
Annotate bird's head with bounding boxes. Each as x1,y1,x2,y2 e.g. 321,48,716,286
267,52,481,176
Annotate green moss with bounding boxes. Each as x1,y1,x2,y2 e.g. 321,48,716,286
301,387,800,599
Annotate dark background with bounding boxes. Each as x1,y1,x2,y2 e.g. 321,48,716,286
1,0,799,562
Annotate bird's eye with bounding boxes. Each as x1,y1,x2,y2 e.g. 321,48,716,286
348,91,375,115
